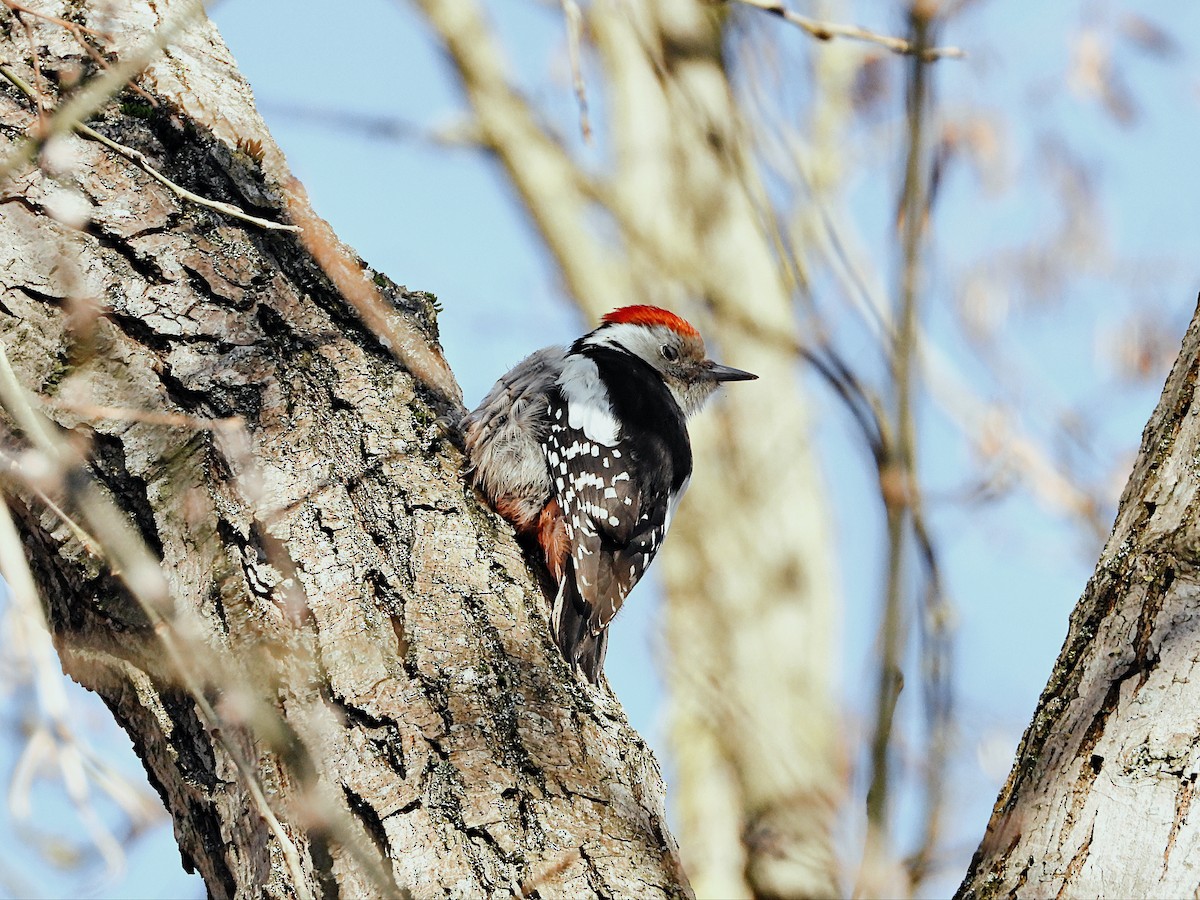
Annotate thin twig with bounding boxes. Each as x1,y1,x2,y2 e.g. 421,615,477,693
0,345,314,900
0,63,297,231
897,27,953,878
560,0,592,142
0,342,67,463
0,0,109,38
0,0,207,189
410,0,630,312
79,119,299,230
261,101,479,148
0,0,200,182
14,10,46,131
730,0,965,61
0,455,102,557
0,0,155,105
805,178,1099,527
905,507,953,887
0,487,158,878
864,10,938,888
37,397,244,431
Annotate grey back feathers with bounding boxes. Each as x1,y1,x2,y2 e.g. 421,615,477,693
462,346,565,530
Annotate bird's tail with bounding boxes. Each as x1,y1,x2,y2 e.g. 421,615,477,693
551,568,608,684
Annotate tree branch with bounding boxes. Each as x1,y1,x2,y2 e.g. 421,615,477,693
730,0,966,61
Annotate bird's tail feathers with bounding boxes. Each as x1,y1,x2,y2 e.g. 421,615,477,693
551,569,607,684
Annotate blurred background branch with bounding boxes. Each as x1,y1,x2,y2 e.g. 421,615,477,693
730,0,965,60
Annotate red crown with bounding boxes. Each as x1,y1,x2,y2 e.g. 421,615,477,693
601,305,699,338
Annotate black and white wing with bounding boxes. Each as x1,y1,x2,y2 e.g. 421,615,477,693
544,406,672,681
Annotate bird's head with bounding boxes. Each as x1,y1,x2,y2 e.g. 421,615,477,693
584,305,757,416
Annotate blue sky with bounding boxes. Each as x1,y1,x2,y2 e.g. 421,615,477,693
4,1,1199,897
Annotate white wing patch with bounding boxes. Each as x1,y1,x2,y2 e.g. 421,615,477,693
557,354,621,446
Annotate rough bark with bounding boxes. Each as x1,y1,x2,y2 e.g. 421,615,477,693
0,3,690,897
957,298,1200,898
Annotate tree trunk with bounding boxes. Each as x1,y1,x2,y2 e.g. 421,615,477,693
0,3,690,897
957,297,1200,898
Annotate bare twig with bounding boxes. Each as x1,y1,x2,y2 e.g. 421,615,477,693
0,0,157,106
730,0,966,61
906,507,954,887
864,10,945,894
0,0,202,184
0,344,315,900
79,119,299,230
13,9,46,131
0,63,298,231
261,102,478,147
36,397,244,431
804,178,1099,528
0,455,102,556
560,0,592,142
0,502,150,878
0,0,109,38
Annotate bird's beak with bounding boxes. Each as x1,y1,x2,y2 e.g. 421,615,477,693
703,361,758,382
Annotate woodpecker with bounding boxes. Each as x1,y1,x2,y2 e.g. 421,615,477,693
463,305,756,683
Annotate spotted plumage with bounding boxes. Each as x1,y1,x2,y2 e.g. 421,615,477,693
463,305,756,682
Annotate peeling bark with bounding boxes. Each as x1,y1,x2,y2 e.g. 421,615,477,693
0,3,690,897
958,298,1200,898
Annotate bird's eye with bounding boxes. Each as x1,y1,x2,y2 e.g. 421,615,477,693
661,344,679,361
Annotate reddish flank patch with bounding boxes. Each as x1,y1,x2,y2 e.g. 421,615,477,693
601,305,699,338
537,499,569,583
